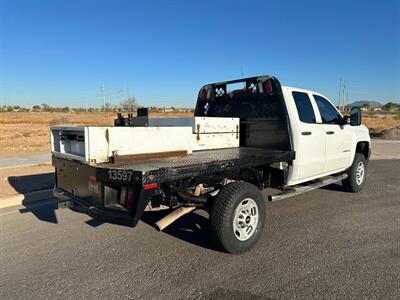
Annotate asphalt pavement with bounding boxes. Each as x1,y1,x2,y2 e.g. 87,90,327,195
369,139,400,160
1,160,399,299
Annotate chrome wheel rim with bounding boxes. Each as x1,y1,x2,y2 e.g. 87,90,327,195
233,198,259,241
356,161,365,185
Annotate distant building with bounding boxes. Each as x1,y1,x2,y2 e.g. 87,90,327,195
372,107,382,112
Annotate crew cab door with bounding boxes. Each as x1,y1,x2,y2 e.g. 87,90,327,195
312,94,353,172
291,91,326,179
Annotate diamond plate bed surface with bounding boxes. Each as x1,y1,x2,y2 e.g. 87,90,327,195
97,147,294,173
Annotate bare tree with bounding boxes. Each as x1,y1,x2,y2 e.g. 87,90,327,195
120,96,138,112
41,103,50,111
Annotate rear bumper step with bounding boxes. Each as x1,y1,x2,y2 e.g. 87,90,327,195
268,173,348,202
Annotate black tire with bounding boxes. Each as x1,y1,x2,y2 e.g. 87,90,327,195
210,182,265,254
343,153,367,192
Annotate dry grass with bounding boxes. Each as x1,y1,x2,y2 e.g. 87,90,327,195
362,114,400,134
0,111,193,156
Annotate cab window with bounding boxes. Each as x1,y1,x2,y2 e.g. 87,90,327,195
313,95,342,124
292,91,316,123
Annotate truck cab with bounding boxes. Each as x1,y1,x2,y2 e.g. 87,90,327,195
281,86,371,185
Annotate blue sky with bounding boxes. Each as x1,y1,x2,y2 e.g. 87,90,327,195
0,0,399,108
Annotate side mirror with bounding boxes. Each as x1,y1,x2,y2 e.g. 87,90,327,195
350,107,361,126
343,115,350,125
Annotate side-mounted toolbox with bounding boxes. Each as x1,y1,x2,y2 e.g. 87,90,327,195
50,116,240,163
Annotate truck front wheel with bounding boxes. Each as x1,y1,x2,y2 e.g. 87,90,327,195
210,182,265,254
343,153,367,192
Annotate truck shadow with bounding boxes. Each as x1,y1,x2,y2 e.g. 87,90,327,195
19,200,59,223
7,173,58,224
7,172,54,195
141,210,221,252
9,174,219,250
321,182,348,193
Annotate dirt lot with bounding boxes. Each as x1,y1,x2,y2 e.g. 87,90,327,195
363,113,400,136
0,164,54,198
0,111,399,156
0,111,192,156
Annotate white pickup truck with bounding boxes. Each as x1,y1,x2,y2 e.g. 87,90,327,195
52,75,371,254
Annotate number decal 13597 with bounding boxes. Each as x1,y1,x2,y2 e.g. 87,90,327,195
108,170,133,182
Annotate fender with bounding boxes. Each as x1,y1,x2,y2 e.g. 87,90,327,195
350,124,371,163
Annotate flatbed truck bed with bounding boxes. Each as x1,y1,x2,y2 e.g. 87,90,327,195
95,147,295,184
53,147,294,227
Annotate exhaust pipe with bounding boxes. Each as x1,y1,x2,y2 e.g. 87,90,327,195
155,207,196,231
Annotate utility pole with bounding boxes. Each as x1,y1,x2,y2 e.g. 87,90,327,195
338,78,342,109
346,81,349,107
119,89,123,103
84,98,87,112
101,85,106,112
342,80,346,111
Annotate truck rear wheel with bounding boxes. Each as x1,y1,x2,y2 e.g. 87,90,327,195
343,153,367,192
210,182,265,254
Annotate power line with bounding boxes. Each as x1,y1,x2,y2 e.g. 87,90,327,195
101,85,106,112
338,78,351,110
118,89,124,104
342,80,346,111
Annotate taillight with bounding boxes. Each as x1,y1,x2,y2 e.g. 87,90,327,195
265,80,272,94
143,183,159,190
119,187,133,208
119,187,127,206
126,188,134,208
199,88,207,99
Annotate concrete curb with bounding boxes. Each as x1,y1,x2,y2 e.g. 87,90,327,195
0,162,51,170
370,156,400,160
0,189,53,209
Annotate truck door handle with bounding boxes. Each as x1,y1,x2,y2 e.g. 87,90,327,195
301,131,312,136
326,131,334,135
